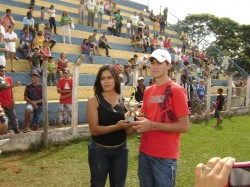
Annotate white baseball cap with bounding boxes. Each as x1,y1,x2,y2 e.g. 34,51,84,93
148,49,171,63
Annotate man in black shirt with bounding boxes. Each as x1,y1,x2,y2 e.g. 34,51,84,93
214,88,224,127
180,74,193,109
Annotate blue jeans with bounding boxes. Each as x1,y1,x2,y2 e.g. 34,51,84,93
88,140,128,187
138,152,177,187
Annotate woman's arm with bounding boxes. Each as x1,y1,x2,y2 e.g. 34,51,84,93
87,96,131,136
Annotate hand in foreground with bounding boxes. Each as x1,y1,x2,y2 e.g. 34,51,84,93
195,157,235,187
130,117,152,133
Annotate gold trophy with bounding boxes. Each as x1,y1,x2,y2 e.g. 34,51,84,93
125,86,139,122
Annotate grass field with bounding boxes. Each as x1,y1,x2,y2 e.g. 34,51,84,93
0,114,250,187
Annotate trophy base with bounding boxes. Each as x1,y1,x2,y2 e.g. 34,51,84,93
127,116,135,122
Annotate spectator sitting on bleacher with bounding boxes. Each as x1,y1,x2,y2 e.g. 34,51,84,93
0,33,7,67
131,76,146,103
47,5,57,34
35,30,45,48
23,12,36,38
27,6,39,31
4,25,18,72
60,11,72,45
47,56,57,86
29,38,40,58
57,68,73,128
88,30,101,56
104,0,112,16
107,17,116,36
164,38,172,51
44,23,56,50
136,55,148,77
82,39,94,64
57,52,69,78
99,31,112,57
157,36,164,49
86,0,96,27
23,72,43,132
0,104,8,135
18,27,32,59
0,65,20,133
149,10,156,22
0,9,15,33
29,47,43,75
131,33,140,52
41,40,51,63
119,67,130,94
150,35,157,53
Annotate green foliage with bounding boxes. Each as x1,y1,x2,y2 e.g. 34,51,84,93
177,13,250,74
0,115,250,186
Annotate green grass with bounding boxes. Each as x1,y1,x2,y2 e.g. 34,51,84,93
1,115,250,187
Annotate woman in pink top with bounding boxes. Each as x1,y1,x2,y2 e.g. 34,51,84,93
56,52,68,78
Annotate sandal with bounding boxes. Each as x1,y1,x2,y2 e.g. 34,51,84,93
23,128,31,133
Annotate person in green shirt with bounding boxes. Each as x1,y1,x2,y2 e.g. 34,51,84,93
114,9,123,37
47,56,57,86
60,11,72,44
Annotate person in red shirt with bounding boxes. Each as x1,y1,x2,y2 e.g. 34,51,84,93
131,49,190,187
0,65,20,133
57,68,73,128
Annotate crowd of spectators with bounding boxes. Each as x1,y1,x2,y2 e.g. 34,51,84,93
0,0,246,134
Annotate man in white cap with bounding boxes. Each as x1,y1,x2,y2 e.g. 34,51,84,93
131,49,190,187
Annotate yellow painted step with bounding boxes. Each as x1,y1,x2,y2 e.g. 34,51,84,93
12,0,177,37
13,86,135,101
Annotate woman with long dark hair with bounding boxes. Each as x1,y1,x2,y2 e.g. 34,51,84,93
86,65,134,187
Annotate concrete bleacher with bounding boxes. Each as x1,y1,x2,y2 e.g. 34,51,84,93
2,0,181,125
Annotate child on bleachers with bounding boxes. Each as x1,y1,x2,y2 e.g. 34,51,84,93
44,23,56,50
40,6,45,24
56,52,69,78
41,40,51,63
126,19,131,39
47,56,57,86
4,25,18,72
35,30,45,48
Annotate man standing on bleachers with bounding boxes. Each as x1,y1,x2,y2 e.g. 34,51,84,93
87,0,97,27
130,11,139,37
0,9,15,32
0,65,20,133
114,9,123,37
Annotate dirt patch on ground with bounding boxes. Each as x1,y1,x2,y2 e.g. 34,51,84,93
0,161,22,174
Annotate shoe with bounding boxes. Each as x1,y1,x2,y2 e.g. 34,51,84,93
32,126,39,131
97,54,102,56
23,128,31,133
7,130,14,133
14,56,19,60
59,124,64,128
106,55,110,57
14,127,20,134
11,69,16,72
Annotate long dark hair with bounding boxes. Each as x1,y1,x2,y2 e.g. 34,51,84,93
94,65,121,95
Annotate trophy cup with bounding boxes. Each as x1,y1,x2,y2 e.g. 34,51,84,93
125,87,139,122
